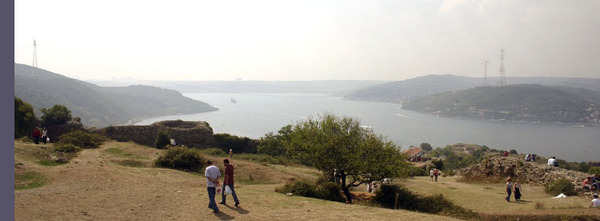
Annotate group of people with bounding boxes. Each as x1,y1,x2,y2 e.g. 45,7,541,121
583,174,600,192
524,154,537,162
429,168,440,182
505,178,522,202
31,127,48,145
205,158,240,213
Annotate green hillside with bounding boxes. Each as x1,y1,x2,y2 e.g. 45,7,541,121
15,64,217,127
402,84,600,125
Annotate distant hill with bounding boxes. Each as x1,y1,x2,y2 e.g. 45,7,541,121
345,75,600,104
15,64,217,127
402,84,600,125
89,79,391,95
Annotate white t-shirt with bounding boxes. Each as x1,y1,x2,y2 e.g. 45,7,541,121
592,198,600,208
205,165,221,187
547,158,556,166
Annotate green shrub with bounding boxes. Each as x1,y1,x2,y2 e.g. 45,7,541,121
545,178,577,196
588,166,600,175
54,143,80,153
155,130,171,149
155,146,205,172
374,184,478,219
277,180,317,198
407,166,427,176
57,130,107,149
214,133,258,154
199,148,227,156
315,182,345,202
41,104,72,126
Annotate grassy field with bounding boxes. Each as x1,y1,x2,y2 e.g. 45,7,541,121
14,141,461,221
398,176,600,219
14,140,600,220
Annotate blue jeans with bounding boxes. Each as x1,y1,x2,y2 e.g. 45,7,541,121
207,187,218,212
506,188,512,201
221,184,239,204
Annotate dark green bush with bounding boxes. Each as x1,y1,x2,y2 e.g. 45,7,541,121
57,130,107,149
589,166,600,175
155,130,171,149
214,133,258,154
277,180,317,198
374,184,478,219
315,181,345,202
407,166,427,176
54,143,80,153
155,146,205,172
545,178,577,196
41,105,72,126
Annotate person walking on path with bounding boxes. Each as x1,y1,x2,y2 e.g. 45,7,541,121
429,169,434,182
220,159,240,206
205,160,221,213
32,128,41,145
505,178,513,202
514,180,522,201
433,168,440,182
41,128,48,144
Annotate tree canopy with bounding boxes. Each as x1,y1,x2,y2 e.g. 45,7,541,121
41,105,72,126
279,113,408,203
14,97,36,138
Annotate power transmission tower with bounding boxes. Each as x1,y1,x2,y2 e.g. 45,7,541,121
497,49,507,86
32,40,38,74
482,59,489,86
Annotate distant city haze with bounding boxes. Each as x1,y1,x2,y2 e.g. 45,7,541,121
15,0,600,81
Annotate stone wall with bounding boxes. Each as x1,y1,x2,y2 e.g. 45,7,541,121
100,120,219,149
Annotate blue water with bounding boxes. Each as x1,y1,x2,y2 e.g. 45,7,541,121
136,93,600,162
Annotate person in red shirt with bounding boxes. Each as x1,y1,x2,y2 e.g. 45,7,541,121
32,128,41,144
219,159,240,206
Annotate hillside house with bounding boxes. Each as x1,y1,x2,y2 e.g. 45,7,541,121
404,146,426,162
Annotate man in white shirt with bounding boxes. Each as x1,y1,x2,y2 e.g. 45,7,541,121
547,157,557,167
591,193,600,208
205,160,221,213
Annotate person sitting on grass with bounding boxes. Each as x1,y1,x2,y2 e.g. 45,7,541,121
591,193,600,208
583,177,593,191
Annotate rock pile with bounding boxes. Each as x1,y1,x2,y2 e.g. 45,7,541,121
458,156,590,188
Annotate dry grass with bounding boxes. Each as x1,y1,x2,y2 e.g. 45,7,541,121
397,176,600,217
15,140,463,221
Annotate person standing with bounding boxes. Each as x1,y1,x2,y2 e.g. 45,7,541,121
514,180,522,201
433,168,439,182
429,169,434,182
41,127,48,144
228,149,233,159
205,160,221,213
220,159,240,206
505,178,513,202
32,128,41,145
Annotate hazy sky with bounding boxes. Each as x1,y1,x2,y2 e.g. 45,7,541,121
14,0,600,81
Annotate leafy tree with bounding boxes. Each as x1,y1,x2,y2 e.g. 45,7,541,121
214,133,257,154
14,97,37,138
155,129,171,149
420,143,432,151
257,125,293,156
41,105,72,126
283,113,408,203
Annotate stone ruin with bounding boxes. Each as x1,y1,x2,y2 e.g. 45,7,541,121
458,156,590,190
100,120,219,149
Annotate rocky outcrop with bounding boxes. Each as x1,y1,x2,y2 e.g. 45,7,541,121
458,156,589,188
99,120,219,149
